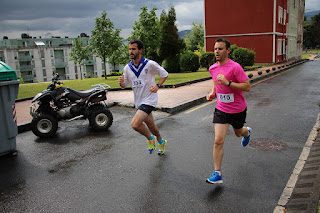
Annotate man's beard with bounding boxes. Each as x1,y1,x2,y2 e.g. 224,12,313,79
130,53,139,60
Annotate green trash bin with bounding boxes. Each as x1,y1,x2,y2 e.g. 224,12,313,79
0,61,20,156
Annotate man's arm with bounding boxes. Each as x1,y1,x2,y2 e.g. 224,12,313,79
207,81,216,101
150,76,167,93
217,74,251,92
118,75,126,88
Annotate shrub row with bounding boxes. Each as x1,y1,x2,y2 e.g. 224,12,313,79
172,44,256,73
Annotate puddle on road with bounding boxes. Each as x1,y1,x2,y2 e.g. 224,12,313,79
249,138,287,151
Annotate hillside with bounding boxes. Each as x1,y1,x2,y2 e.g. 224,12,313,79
305,10,320,20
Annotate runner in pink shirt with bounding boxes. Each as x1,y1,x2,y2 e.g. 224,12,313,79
206,38,252,184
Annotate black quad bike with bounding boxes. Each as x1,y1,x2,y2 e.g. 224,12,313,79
30,74,113,138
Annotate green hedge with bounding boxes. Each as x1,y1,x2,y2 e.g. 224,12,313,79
200,52,215,69
179,52,200,72
232,47,255,68
162,57,180,73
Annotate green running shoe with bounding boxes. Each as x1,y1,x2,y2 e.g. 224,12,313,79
148,136,157,154
158,140,167,155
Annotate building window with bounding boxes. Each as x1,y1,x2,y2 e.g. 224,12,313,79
283,9,286,25
278,6,283,24
40,50,45,58
277,39,282,56
42,60,45,67
43,69,46,77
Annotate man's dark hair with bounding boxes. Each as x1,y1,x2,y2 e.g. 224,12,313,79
215,38,231,49
129,39,143,50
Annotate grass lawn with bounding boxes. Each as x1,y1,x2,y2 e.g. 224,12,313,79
18,69,211,100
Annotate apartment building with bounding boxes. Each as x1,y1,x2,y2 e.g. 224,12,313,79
0,34,119,83
204,0,305,64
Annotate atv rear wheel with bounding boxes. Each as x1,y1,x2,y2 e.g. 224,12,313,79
88,107,113,131
31,113,58,138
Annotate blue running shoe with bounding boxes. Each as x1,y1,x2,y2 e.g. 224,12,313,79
241,127,251,147
206,172,223,184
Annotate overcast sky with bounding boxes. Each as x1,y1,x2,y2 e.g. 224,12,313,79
0,0,319,40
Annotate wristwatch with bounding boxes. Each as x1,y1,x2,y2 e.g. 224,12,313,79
156,83,162,88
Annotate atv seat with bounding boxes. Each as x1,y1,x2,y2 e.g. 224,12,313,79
68,87,100,98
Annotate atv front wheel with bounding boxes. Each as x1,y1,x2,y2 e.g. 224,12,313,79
88,107,113,131
31,113,58,138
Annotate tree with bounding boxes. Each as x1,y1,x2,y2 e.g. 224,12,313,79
130,7,160,62
303,13,320,49
158,6,185,71
109,42,130,72
90,10,122,79
69,38,90,80
185,22,204,52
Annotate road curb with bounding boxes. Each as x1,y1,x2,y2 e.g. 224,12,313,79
274,113,320,213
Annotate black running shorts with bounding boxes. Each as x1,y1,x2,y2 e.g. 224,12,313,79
138,104,155,115
213,108,247,129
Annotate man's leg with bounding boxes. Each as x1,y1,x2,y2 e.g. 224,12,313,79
233,126,249,138
206,123,229,184
213,123,229,171
144,112,162,141
131,110,151,139
234,126,251,147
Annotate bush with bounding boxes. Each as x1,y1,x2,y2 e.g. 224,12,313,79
248,73,253,78
200,52,216,69
162,57,180,73
229,44,238,60
107,71,123,76
180,52,200,72
272,67,276,70
232,47,255,68
258,70,263,75
266,69,270,73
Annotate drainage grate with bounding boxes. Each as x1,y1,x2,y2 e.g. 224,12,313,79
249,138,287,151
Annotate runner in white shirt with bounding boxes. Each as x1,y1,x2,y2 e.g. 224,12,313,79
119,39,168,155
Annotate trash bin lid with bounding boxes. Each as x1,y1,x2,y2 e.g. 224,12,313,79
0,61,17,81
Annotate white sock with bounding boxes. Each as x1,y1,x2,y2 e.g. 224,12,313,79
215,170,221,176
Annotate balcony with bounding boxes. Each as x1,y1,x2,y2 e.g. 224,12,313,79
21,75,34,82
55,61,67,68
20,65,34,71
84,59,95,65
18,55,32,61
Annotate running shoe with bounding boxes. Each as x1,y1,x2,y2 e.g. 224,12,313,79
241,127,251,147
148,136,157,154
206,172,223,184
158,140,167,155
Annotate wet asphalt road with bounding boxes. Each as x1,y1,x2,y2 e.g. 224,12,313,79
1,60,319,212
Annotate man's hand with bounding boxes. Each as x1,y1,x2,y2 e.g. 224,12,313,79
118,75,125,88
149,85,159,93
217,74,228,86
206,93,215,101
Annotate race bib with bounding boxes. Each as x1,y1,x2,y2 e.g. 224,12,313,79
217,93,234,103
132,78,145,88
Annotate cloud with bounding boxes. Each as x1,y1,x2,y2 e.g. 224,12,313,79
175,1,204,30
305,0,320,12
